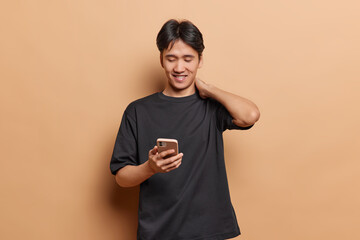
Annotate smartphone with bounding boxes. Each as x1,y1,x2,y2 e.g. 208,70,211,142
156,138,178,158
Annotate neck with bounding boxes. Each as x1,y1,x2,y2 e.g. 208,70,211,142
162,84,196,97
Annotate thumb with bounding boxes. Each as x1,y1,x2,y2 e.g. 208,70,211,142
150,145,158,155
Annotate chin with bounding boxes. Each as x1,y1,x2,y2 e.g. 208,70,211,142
169,80,194,91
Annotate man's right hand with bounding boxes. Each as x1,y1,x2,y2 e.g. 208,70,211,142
147,146,183,174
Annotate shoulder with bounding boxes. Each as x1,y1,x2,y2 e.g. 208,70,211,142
206,97,223,111
124,92,159,115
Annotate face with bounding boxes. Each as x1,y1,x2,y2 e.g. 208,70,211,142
160,40,203,93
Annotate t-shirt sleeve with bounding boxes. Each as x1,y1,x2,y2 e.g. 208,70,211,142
215,100,254,132
110,108,138,175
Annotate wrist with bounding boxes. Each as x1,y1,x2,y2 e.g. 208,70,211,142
206,83,217,99
144,160,157,176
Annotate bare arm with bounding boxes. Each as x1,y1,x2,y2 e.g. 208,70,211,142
115,161,156,188
115,146,183,187
195,78,260,127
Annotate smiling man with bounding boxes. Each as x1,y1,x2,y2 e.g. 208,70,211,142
110,19,260,240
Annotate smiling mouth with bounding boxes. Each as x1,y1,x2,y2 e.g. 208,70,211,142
172,74,188,82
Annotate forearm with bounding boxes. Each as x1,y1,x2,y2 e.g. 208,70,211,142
115,160,156,187
206,84,260,127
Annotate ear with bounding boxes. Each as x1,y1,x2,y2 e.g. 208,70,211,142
198,55,204,69
160,53,164,68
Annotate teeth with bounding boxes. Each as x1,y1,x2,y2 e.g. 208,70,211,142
174,75,186,80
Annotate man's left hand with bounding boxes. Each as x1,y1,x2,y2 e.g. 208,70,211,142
195,78,210,99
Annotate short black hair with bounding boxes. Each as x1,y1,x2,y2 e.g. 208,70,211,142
156,19,205,58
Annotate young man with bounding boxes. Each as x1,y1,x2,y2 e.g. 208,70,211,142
110,19,260,240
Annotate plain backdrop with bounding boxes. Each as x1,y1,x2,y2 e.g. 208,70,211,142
1,1,359,240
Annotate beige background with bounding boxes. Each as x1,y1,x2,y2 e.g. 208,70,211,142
1,0,359,239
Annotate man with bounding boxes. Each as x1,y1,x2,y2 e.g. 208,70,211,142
110,19,260,240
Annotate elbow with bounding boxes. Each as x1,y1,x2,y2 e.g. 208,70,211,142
115,178,127,188
115,175,133,188
115,169,135,188
234,108,260,127
249,108,260,124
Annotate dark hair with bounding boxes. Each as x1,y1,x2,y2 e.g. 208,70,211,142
156,19,205,57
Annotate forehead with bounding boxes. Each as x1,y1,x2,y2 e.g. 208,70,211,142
163,39,198,57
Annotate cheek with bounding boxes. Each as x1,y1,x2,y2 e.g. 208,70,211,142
163,65,172,73
187,64,199,73
163,62,175,72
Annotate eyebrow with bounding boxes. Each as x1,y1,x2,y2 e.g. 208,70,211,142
164,54,195,58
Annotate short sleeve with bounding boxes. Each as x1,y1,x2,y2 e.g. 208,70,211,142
110,109,138,175
215,101,254,132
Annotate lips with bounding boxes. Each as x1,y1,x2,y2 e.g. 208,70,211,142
172,74,188,82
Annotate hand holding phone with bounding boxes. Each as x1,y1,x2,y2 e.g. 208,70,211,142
147,138,182,174
157,138,178,158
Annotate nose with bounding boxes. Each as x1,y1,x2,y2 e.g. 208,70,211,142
174,61,185,73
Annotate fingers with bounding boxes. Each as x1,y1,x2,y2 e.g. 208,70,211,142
158,149,176,159
149,146,158,156
148,146,183,173
162,153,183,165
165,159,182,172
159,153,183,171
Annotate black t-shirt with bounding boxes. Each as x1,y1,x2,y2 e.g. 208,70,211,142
110,90,253,240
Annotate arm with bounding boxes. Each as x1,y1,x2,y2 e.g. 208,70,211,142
115,161,156,188
115,146,183,187
195,78,260,127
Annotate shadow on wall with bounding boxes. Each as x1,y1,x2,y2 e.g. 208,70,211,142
99,63,166,238
108,183,140,238
96,134,140,239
